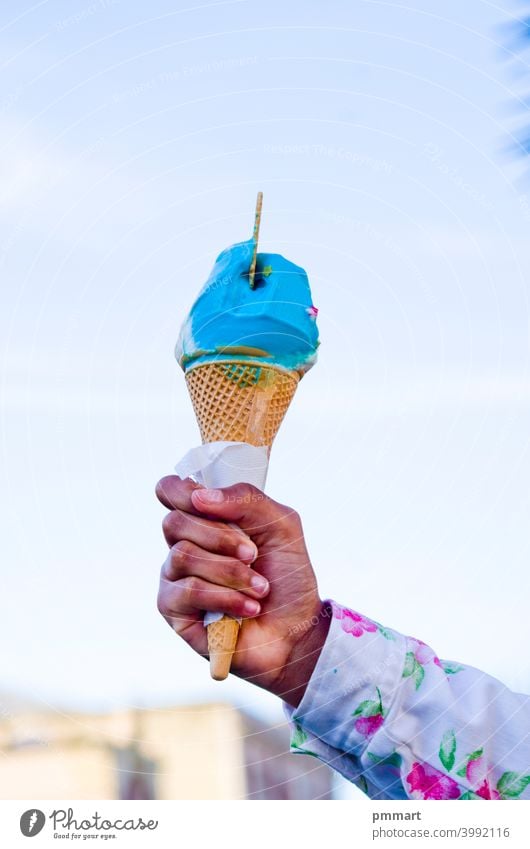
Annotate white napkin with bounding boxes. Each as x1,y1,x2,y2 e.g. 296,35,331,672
175,441,269,625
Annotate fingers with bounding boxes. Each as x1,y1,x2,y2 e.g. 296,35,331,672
162,540,269,598
156,476,202,513
190,482,301,539
156,475,302,546
158,574,262,620
161,510,257,563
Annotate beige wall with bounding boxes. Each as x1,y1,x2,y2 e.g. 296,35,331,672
0,745,116,799
140,705,246,800
0,703,247,800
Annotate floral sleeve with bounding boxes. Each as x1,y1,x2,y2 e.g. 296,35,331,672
284,601,530,800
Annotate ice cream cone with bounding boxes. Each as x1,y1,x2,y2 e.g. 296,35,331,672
185,360,300,679
185,360,299,447
207,615,241,681
177,195,319,680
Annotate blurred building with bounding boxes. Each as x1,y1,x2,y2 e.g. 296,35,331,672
0,694,334,799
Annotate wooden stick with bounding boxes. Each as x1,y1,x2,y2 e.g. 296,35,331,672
248,191,263,289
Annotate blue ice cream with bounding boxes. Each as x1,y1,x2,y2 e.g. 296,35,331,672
176,239,319,375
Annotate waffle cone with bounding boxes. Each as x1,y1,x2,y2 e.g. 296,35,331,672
185,361,299,448
207,616,241,680
185,360,299,679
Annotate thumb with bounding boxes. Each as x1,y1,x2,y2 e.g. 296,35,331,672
190,483,299,540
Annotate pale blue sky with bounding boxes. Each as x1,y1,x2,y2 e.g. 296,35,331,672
1,0,530,726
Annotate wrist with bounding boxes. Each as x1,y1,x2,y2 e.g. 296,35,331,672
270,599,331,707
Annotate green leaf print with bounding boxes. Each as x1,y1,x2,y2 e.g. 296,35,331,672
353,688,384,720
459,791,482,800
456,749,483,777
367,751,402,769
402,653,425,689
353,699,381,718
412,663,425,690
291,723,307,749
377,625,395,641
291,722,319,757
402,651,416,678
442,662,464,675
497,772,530,799
439,730,457,773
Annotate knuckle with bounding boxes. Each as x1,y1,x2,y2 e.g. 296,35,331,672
224,559,245,585
272,504,302,539
219,529,238,551
228,482,245,499
287,507,301,527
183,575,200,602
187,574,200,592
279,503,300,526
171,539,194,563
177,538,194,555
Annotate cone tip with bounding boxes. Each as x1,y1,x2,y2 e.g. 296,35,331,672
209,652,233,681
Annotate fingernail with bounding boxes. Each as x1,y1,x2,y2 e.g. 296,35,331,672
243,599,260,616
238,542,257,563
250,575,269,595
194,488,223,503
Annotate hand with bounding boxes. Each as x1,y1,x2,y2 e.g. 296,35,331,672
155,476,330,706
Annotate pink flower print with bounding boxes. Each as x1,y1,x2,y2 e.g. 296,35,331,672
404,639,443,689
413,638,443,668
335,607,378,638
406,762,461,800
352,687,385,739
355,714,384,738
465,753,487,786
462,752,501,799
476,780,501,800
414,639,437,665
